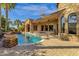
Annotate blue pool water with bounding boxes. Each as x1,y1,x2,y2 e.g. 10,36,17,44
17,33,42,45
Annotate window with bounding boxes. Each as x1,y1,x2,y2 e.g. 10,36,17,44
49,25,53,31
45,25,48,31
68,13,77,34
41,25,44,31
33,25,37,31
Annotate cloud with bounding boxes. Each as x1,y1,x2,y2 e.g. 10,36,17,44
14,4,56,17
7,4,57,20
20,5,53,14
21,5,48,11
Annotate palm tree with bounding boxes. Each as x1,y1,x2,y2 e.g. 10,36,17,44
14,19,21,29
56,3,59,8
0,3,1,28
5,3,8,32
2,3,16,31
1,16,6,31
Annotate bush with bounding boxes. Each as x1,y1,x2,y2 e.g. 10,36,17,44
60,35,69,41
75,35,79,42
18,25,24,31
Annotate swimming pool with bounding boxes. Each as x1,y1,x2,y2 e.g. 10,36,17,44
17,33,43,45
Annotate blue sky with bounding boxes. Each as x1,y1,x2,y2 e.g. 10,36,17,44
1,3,57,21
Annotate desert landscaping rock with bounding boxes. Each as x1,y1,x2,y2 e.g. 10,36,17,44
3,34,18,48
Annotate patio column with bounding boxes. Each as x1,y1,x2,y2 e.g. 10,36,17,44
37,25,41,36
48,20,49,33
48,25,49,32
24,24,27,40
43,25,45,32
0,3,1,27
30,23,33,33
38,25,40,32
58,17,61,36
25,24,27,32
76,13,79,35
64,15,68,34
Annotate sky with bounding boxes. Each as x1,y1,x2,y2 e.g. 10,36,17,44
1,3,57,21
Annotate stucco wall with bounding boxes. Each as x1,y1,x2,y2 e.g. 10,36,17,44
58,3,79,35
33,20,58,34
58,3,79,15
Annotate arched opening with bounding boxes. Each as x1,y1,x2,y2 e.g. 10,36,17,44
26,24,30,32
61,16,65,33
68,13,77,34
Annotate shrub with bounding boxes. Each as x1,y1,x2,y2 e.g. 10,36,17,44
60,35,69,41
75,35,79,42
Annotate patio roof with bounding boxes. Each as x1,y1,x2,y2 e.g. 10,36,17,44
32,8,65,24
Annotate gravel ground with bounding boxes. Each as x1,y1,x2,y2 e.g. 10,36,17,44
0,46,79,56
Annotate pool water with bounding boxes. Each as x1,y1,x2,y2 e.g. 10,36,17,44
17,33,42,45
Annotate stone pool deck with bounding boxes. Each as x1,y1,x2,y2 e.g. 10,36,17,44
33,37,79,56
40,38,79,47
0,38,79,56
1,33,79,56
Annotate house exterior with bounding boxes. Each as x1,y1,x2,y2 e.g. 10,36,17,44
24,3,79,36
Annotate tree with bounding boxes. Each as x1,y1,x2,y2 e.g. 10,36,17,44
0,3,1,28
14,19,21,29
2,3,16,32
1,16,6,31
56,3,59,8
18,24,24,31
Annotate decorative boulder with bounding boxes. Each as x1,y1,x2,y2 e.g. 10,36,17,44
3,36,18,48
